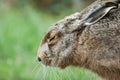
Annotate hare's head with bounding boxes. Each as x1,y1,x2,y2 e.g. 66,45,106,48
37,1,118,68
37,21,79,68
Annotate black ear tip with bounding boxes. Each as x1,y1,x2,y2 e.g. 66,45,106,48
105,2,118,8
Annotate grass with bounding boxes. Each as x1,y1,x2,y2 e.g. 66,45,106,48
0,5,100,80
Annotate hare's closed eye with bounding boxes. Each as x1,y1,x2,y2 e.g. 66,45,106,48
49,36,56,42
47,31,62,46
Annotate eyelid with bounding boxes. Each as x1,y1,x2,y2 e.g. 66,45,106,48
47,31,62,42
49,35,56,42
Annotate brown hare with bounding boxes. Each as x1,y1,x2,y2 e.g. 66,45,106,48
37,0,120,80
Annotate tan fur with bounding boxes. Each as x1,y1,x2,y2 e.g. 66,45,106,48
37,0,120,80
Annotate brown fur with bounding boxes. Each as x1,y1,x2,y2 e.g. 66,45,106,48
37,0,120,80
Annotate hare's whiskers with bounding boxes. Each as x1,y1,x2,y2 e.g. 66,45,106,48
34,63,42,79
32,64,40,73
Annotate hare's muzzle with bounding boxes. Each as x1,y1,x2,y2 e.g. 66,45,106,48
37,51,47,62
37,44,49,61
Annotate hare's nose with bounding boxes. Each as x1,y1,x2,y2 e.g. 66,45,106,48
37,52,47,62
37,57,41,62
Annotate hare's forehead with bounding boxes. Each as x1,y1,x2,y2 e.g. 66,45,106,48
49,24,64,31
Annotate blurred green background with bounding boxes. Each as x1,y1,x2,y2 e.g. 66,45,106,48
0,0,101,80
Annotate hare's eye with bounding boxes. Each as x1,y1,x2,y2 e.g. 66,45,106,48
46,31,62,46
47,34,58,46
49,36,56,42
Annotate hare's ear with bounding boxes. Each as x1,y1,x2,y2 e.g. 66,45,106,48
116,0,120,3
84,2,118,26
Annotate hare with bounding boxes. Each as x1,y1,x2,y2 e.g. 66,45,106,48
37,0,120,80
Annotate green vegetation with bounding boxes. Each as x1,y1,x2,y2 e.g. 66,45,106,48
0,6,100,80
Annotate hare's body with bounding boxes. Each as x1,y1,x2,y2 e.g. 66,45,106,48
75,8,120,80
37,0,120,80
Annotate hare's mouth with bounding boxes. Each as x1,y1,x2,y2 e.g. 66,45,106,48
37,52,68,68
39,54,58,67
42,57,52,66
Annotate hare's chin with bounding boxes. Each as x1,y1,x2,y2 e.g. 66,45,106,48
42,57,67,68
58,64,68,69
42,58,57,67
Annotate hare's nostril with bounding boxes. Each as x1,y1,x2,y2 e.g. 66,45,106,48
38,57,41,62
